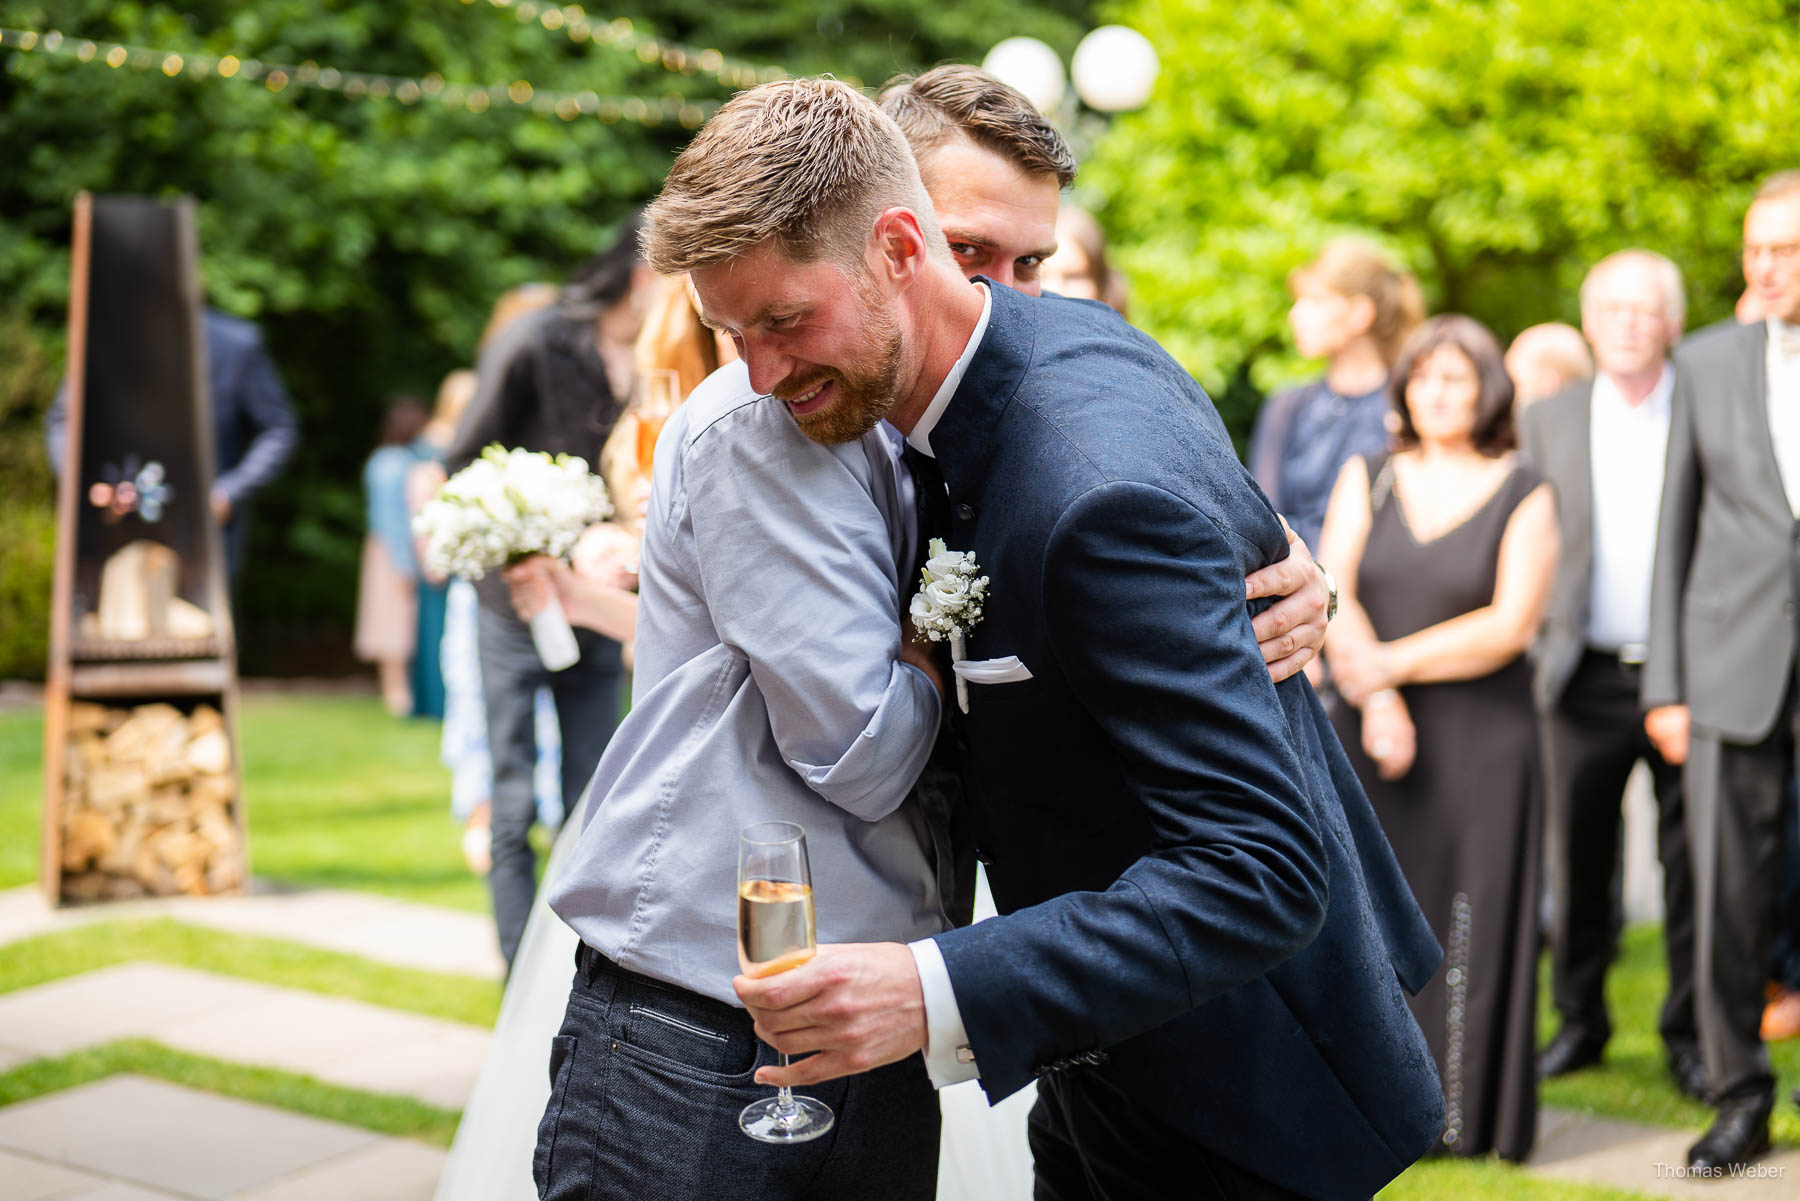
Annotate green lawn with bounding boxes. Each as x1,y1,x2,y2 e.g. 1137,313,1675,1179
0,694,489,910
0,1038,460,1146
0,918,500,1026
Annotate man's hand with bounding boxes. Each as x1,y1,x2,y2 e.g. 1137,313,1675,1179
210,487,233,524
733,942,927,1088
1645,704,1690,766
1247,524,1328,685
898,619,948,705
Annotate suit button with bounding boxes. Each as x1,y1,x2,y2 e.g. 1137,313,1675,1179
954,503,975,521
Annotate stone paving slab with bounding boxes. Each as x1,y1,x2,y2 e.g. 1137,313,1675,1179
57,1184,191,1201
0,1145,99,1200
0,886,504,981
0,964,281,1058
0,964,489,1110
231,1139,445,1201
0,1076,378,1199
0,1041,36,1074
1530,1107,1800,1199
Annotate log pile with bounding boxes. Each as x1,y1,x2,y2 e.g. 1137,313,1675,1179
59,701,243,901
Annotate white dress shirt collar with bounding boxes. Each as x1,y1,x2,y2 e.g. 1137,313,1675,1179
1590,361,1673,419
905,283,992,459
1772,316,1800,363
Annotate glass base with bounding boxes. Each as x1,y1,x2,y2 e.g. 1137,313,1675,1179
739,1094,834,1143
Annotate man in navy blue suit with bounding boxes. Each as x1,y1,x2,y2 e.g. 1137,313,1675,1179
649,79,1444,1199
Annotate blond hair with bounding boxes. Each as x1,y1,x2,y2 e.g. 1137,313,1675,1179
643,77,948,276
879,64,1077,190
1288,238,1425,365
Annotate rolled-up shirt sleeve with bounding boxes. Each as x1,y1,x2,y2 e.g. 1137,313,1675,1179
685,403,940,821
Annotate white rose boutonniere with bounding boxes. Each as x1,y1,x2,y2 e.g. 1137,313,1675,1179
908,538,990,714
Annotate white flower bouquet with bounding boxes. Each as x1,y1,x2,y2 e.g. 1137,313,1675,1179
414,444,613,670
908,538,990,713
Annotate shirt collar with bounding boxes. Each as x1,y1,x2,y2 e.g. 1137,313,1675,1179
1592,362,1673,417
1771,316,1800,364
905,283,992,458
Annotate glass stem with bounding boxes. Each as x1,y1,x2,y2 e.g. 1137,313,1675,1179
774,1053,797,1116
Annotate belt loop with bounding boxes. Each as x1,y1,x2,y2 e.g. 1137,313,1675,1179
580,941,600,987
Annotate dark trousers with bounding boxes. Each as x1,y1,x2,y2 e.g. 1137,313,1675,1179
1542,651,1695,1053
477,606,623,969
1029,1070,1307,1201
1700,708,1800,1105
1770,783,1800,991
536,944,940,1201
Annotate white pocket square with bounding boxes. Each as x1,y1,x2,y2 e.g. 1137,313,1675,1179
952,656,1034,685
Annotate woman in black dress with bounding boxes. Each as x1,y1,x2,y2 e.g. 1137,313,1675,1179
1317,314,1559,1161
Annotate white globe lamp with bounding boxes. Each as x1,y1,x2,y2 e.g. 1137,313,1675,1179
1071,25,1160,113
981,36,1067,114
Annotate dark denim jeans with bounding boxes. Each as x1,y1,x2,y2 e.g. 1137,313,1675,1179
477,605,622,969
536,945,940,1201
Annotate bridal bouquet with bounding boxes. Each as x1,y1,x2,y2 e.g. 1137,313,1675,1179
415,444,612,670
909,538,989,713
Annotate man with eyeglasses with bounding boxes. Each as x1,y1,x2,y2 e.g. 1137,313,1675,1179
1644,168,1800,1172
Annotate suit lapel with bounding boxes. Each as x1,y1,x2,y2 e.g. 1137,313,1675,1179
1737,322,1788,519
1563,385,1595,565
931,279,1034,504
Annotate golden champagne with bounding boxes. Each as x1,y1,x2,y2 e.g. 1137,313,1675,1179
737,878,816,977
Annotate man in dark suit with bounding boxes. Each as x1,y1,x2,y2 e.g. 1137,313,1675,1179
1522,251,1701,1099
667,79,1445,1199
1644,169,1800,1171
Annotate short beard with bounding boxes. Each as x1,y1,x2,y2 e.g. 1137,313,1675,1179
782,278,903,446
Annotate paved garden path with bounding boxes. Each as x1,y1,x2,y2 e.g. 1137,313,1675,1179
1,883,1797,1200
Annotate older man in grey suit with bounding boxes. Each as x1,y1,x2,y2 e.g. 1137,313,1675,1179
1644,169,1800,1172
1525,251,1699,1101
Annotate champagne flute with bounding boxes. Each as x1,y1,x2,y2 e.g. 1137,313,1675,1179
737,821,834,1143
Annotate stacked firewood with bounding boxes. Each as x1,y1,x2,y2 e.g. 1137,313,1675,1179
60,701,243,901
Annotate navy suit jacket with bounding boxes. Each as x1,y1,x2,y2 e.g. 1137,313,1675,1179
928,282,1444,1200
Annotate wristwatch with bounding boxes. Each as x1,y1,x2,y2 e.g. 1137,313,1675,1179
1317,562,1339,622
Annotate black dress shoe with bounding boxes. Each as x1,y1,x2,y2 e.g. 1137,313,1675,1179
1668,1045,1709,1102
1687,1095,1772,1173
1537,1027,1606,1079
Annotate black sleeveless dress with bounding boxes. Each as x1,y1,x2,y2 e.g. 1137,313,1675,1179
1329,453,1543,1162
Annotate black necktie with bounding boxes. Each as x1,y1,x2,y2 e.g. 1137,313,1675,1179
902,444,951,590
899,442,975,926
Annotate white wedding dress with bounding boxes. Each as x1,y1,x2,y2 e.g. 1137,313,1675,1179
435,836,1034,1201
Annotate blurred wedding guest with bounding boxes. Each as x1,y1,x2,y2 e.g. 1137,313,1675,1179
1318,314,1558,1160
1250,238,1425,550
1644,169,1800,1169
598,275,727,530
446,214,657,971
354,396,429,716
1042,204,1129,316
1505,322,1594,411
1522,252,1701,1100
47,306,298,581
435,293,564,878
403,370,476,720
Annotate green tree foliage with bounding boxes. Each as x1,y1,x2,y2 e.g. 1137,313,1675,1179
1079,0,1800,441
0,0,1087,674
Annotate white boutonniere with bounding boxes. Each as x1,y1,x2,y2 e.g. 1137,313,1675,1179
909,538,990,714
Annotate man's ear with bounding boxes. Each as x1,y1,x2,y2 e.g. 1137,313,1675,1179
870,207,929,286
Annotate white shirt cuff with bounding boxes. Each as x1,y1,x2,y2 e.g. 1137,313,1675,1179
909,937,979,1087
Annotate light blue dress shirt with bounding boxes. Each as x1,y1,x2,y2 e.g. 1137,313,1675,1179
547,360,947,1006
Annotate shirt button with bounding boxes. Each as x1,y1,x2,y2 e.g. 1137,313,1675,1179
955,503,975,521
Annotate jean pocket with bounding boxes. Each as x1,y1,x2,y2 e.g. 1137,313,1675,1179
620,1003,757,1081
533,1034,579,1195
